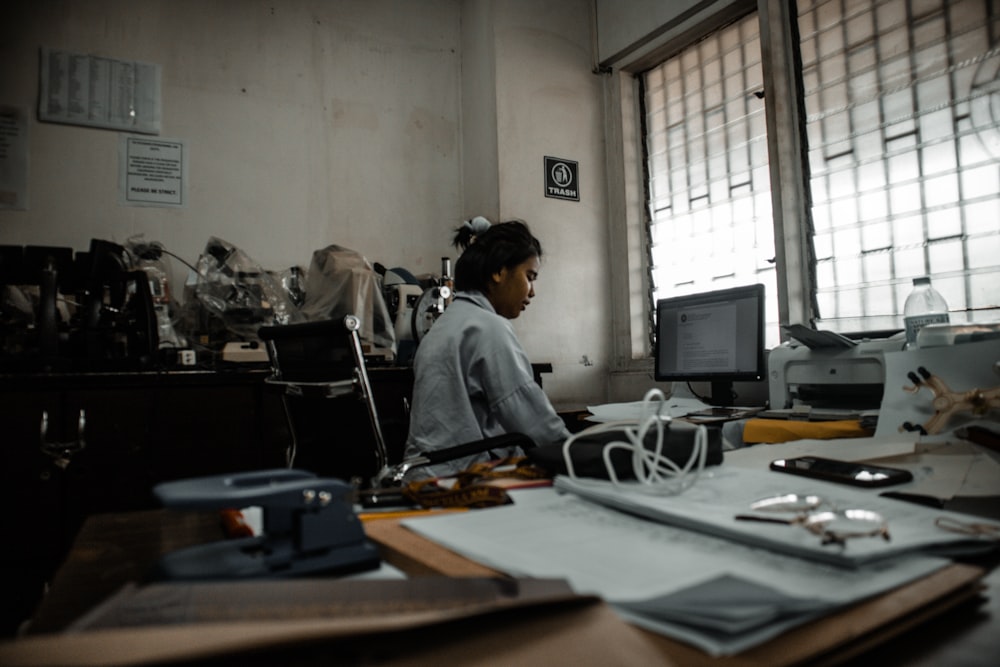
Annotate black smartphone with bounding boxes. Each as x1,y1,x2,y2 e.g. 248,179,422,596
769,456,913,488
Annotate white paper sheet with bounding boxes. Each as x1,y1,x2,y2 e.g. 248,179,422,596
38,47,162,134
403,487,950,655
586,396,711,422
552,468,1000,567
0,106,29,210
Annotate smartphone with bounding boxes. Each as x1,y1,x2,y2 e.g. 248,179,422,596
769,456,913,488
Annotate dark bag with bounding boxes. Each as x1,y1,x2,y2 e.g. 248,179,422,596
526,422,722,480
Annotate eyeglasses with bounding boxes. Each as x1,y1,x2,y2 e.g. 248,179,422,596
735,493,891,546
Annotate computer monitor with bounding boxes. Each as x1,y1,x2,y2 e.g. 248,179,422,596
654,283,766,407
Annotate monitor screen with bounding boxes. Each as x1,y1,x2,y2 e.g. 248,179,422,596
654,283,765,407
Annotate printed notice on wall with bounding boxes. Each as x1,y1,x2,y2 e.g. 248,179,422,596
120,136,186,207
0,106,29,210
39,47,161,135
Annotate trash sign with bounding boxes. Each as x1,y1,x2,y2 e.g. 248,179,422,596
544,156,579,202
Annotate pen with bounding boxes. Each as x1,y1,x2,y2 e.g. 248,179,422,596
359,507,470,522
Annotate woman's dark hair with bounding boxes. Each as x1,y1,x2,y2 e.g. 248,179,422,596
451,218,543,293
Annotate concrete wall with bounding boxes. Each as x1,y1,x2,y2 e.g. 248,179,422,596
1,0,467,282
459,0,500,219
489,0,610,406
0,0,614,407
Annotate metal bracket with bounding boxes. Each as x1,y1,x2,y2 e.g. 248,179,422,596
40,409,86,469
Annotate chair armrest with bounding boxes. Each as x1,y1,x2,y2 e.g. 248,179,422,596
372,433,535,487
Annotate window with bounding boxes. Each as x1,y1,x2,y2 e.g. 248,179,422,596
800,0,1000,331
640,0,1000,348
643,13,781,349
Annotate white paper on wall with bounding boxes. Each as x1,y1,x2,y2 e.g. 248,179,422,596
38,47,161,135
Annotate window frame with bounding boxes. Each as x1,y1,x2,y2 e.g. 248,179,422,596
605,0,814,376
606,0,1000,382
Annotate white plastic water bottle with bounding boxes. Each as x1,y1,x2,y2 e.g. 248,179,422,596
903,276,949,348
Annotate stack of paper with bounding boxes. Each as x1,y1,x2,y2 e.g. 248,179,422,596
402,487,961,655
553,467,1000,566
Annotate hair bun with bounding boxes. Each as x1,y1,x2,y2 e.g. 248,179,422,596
468,216,491,234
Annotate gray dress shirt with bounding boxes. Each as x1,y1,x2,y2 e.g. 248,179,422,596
403,290,570,479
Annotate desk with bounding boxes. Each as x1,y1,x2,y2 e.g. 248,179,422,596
13,503,999,666
367,517,996,667
0,365,419,636
0,369,290,637
12,510,667,666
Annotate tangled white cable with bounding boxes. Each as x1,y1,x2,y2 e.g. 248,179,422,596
561,388,709,495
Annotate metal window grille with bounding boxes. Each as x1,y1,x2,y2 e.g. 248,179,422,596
643,13,782,349
800,0,1000,331
643,0,1000,343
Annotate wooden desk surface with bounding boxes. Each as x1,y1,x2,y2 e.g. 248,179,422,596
26,510,224,634
365,517,997,667
10,512,671,667
21,507,1000,667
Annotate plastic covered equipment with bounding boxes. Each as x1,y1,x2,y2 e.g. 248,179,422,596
193,237,303,341
299,245,395,353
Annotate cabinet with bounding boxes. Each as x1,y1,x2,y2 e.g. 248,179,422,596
0,370,289,635
0,362,537,634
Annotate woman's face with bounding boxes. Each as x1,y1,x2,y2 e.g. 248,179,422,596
488,255,540,319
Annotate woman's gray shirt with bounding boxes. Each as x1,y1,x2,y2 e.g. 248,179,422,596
403,290,570,479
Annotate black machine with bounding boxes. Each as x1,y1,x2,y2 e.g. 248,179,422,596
1,244,75,370
0,239,158,371
79,239,159,369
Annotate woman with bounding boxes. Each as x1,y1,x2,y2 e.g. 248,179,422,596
403,217,571,479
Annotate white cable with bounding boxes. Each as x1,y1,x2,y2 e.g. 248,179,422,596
561,388,709,495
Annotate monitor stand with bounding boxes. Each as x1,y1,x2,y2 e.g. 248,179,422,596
710,380,735,407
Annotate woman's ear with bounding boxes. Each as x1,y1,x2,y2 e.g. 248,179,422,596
491,267,507,285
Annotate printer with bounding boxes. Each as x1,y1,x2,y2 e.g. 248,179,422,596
767,326,904,412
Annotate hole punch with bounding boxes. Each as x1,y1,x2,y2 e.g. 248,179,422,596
152,469,380,580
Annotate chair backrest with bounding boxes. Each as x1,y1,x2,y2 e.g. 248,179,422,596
259,317,359,383
258,315,388,476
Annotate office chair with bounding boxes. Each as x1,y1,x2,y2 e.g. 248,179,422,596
371,431,535,487
259,314,537,489
258,315,389,484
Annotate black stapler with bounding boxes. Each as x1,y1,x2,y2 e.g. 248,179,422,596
152,469,381,580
